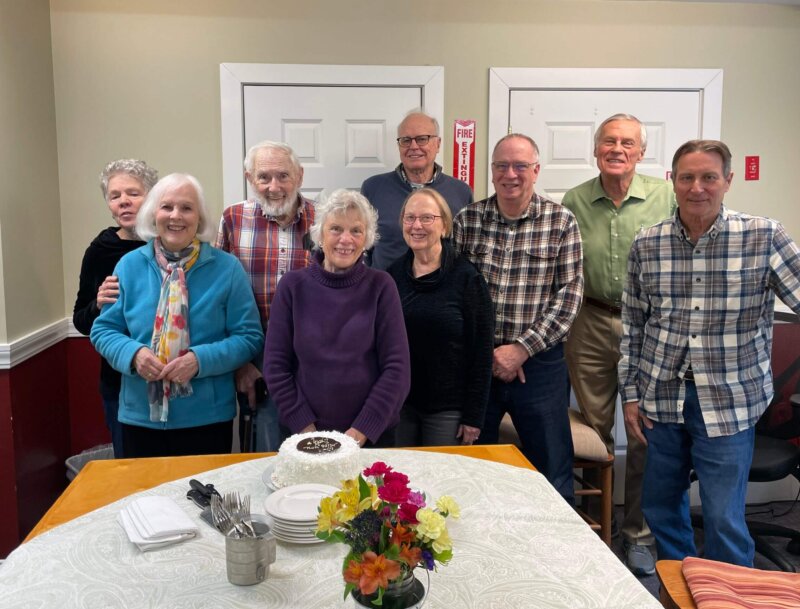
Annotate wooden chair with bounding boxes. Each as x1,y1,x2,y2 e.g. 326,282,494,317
498,410,615,545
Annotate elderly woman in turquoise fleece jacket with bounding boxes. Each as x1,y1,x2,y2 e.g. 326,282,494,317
91,173,263,457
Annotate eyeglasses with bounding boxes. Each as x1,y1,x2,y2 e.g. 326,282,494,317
402,214,441,226
396,135,438,148
491,162,539,174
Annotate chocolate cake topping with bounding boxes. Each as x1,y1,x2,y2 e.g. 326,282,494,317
297,436,342,454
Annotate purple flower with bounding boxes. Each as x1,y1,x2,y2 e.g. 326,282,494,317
407,490,426,507
422,549,435,570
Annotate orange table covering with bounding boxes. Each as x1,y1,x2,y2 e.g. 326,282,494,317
27,444,532,541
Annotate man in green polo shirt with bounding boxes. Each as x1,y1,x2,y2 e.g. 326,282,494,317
562,113,675,576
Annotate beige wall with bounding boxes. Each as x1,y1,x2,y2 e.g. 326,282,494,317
42,0,800,324
0,0,63,342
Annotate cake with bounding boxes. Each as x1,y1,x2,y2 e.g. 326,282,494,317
270,430,362,489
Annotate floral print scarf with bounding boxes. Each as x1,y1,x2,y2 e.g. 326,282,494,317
148,238,200,422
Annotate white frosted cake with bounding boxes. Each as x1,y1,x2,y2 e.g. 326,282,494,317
270,430,362,489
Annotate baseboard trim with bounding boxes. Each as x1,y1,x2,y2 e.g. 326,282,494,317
0,319,72,369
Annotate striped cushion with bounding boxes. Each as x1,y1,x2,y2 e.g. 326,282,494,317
682,556,800,609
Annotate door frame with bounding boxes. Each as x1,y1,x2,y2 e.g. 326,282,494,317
220,63,444,204
487,67,724,189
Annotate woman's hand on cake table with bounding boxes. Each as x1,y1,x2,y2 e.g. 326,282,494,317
345,428,367,447
300,423,317,433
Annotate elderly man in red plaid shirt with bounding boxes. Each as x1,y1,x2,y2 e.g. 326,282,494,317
216,141,315,451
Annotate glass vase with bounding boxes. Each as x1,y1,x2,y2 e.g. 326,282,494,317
352,570,427,609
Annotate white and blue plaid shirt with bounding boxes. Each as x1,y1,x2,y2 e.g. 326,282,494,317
619,206,800,437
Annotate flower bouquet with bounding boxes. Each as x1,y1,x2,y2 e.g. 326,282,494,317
316,461,460,607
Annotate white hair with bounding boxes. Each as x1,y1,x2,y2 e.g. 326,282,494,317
136,173,216,243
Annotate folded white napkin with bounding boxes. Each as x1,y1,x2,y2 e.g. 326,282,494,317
118,496,198,552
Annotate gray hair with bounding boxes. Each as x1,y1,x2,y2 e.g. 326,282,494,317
99,159,158,201
492,133,540,160
243,140,302,177
310,189,379,251
398,110,440,137
594,114,648,152
671,139,732,179
136,173,217,243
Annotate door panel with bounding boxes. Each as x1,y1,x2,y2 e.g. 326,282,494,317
244,85,421,198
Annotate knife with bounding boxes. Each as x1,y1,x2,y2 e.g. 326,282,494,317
189,479,221,499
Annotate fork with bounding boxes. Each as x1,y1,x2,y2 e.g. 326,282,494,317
238,494,256,537
210,494,236,537
223,492,251,538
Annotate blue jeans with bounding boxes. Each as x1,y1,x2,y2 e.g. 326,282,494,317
479,343,575,504
102,396,125,458
642,382,755,566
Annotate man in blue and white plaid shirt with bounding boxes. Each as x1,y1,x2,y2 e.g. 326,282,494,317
619,139,800,567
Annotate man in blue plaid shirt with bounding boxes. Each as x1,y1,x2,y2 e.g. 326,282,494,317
620,140,800,567
453,134,583,503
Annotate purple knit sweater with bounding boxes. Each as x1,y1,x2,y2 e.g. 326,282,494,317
264,253,410,442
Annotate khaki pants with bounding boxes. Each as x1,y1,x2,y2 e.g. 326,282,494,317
565,302,653,546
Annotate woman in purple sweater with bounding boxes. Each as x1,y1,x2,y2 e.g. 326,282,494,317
264,189,410,447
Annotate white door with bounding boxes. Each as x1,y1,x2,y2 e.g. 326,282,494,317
509,89,702,202
243,85,421,198
489,68,723,502
220,64,445,204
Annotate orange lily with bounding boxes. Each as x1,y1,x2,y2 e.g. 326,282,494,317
358,551,401,595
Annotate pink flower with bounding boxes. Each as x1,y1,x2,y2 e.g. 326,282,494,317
383,470,409,486
397,502,419,524
378,479,411,504
363,462,393,477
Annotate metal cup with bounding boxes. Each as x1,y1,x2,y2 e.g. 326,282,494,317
225,520,277,586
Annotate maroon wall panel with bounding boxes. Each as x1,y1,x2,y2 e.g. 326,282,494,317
66,337,108,454
10,341,71,539
0,371,20,557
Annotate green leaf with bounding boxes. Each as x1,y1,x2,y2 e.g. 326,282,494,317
384,544,400,560
436,548,453,563
371,586,385,606
358,474,371,501
344,583,356,600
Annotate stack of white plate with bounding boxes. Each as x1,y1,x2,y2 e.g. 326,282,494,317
264,483,338,544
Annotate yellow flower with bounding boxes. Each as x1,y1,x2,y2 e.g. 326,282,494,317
317,496,338,532
415,508,446,541
436,495,460,519
334,481,361,523
431,526,452,554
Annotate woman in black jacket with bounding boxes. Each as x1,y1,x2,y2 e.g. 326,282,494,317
73,159,158,457
387,188,494,447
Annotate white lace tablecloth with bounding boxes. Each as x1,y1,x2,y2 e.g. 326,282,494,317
0,449,660,608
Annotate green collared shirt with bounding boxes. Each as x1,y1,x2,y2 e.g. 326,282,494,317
562,173,675,303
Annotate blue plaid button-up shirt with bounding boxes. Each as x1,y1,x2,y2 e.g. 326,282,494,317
619,206,800,437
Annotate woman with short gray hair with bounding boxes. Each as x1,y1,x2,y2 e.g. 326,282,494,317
265,189,410,447
73,158,158,457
